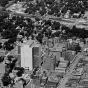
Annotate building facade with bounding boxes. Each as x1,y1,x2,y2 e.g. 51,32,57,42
18,40,41,70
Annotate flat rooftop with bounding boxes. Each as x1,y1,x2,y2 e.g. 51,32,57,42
18,39,40,47
0,63,5,78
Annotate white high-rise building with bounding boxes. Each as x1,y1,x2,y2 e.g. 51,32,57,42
20,45,32,70
18,40,41,70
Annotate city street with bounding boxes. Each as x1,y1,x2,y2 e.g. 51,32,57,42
57,53,83,88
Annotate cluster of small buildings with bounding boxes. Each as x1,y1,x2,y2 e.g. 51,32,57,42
14,37,87,88
1,36,88,88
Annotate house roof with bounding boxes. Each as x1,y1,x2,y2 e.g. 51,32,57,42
50,43,65,52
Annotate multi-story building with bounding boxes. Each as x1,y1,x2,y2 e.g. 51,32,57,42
48,38,54,48
42,37,61,48
72,67,84,76
55,66,66,74
17,40,41,70
46,81,58,88
85,38,88,44
50,43,66,61
32,44,41,68
15,81,23,88
32,78,40,88
53,37,60,47
0,49,6,57
79,78,88,87
82,56,88,64
83,64,88,73
42,54,56,71
0,63,6,87
62,50,76,62
59,61,68,68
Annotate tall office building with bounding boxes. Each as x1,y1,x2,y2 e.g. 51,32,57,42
18,40,41,70
42,54,56,71
18,44,33,70
32,44,41,68
62,50,76,62
50,43,66,61
0,63,6,87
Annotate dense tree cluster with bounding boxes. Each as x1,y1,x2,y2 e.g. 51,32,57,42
0,42,2,49
60,0,88,14
25,0,61,17
14,67,24,77
2,56,18,87
3,41,14,51
7,55,14,62
23,0,88,18
2,73,11,86
0,56,4,63
6,58,17,73
0,13,61,44
1,0,88,18
0,0,13,7
61,25,88,39
30,67,39,78
2,55,25,87
0,14,34,50
1,12,88,44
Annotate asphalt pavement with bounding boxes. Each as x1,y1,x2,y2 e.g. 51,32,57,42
57,53,83,88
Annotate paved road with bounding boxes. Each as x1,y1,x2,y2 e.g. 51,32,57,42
57,53,83,88
4,47,17,61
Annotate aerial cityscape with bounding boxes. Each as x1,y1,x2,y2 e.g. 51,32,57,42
0,0,88,88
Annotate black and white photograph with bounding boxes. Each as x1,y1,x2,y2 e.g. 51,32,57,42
0,0,88,88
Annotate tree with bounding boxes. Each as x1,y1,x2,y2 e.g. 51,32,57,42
19,32,25,36
16,71,23,77
52,31,61,37
35,17,40,21
1,29,18,39
0,42,2,49
7,58,17,73
36,34,43,43
7,56,13,62
0,0,8,7
0,56,4,63
15,67,24,77
75,44,81,54
51,21,60,30
2,73,11,86
14,67,24,70
44,20,51,26
39,7,46,16
45,0,55,4
8,38,16,44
